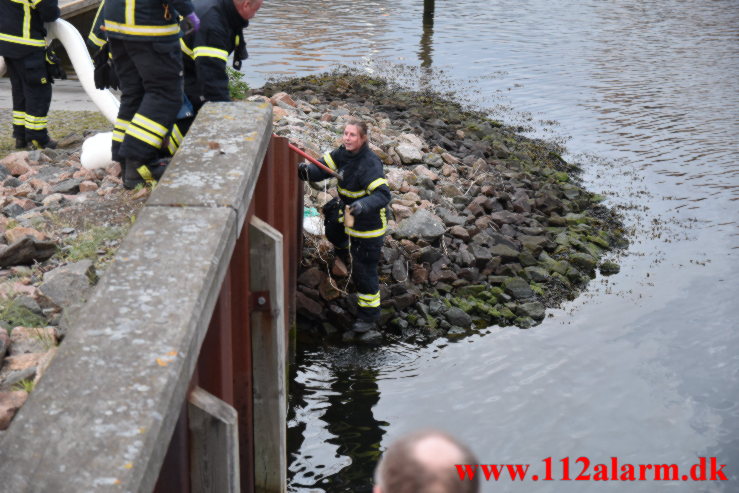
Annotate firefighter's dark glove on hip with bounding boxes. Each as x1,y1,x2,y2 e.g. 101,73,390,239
349,199,369,216
183,12,201,34
298,162,311,181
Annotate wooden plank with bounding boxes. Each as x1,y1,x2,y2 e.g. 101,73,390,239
189,387,240,493
249,216,287,493
60,0,100,18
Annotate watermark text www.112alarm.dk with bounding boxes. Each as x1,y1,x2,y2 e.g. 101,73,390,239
456,457,728,482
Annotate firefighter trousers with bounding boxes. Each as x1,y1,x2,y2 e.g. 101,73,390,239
5,53,52,146
324,202,384,322
108,38,183,164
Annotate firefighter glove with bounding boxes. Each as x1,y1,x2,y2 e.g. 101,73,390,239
183,12,201,34
298,162,311,181
349,199,368,216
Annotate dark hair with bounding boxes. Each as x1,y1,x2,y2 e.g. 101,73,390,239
345,117,368,138
375,430,479,493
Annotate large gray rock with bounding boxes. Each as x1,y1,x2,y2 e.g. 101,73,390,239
8,327,57,355
396,143,424,164
358,330,383,345
517,302,545,321
503,277,534,300
570,252,597,272
0,391,28,431
0,237,57,267
393,209,446,241
444,307,472,328
489,244,520,261
38,260,96,309
296,291,323,320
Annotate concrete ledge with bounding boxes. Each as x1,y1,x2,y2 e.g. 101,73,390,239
0,101,272,492
149,101,273,235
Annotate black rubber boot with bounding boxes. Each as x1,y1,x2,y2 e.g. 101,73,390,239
30,138,57,150
14,137,27,149
124,158,147,189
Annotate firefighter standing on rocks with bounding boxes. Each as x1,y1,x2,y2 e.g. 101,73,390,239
0,0,60,150
103,0,199,189
299,118,391,333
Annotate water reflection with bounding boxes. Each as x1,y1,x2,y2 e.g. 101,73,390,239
288,348,388,492
419,0,435,69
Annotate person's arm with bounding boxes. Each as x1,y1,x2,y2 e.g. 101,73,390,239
169,0,194,17
350,179,391,215
298,149,340,182
36,0,60,23
193,19,232,102
87,1,106,49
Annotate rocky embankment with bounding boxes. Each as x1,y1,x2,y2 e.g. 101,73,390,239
0,71,627,427
0,142,145,430
256,73,627,344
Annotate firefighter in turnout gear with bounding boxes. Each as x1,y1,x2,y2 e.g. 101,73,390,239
0,0,60,149
298,119,392,333
103,0,199,189
171,0,263,148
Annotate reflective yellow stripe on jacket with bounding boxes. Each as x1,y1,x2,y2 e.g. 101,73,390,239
345,208,387,238
193,46,228,62
323,152,338,171
0,32,45,47
104,20,180,37
180,39,194,59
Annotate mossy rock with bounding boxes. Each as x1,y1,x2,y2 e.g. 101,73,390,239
599,261,621,276
454,284,488,297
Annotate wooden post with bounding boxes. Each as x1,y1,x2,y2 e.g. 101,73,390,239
189,387,241,493
249,216,287,493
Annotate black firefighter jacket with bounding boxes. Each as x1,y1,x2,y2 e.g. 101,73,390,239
0,0,60,58
181,0,248,108
306,143,392,239
103,0,194,42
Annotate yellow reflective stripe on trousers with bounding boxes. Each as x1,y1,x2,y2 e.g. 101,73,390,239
345,208,387,238
132,114,168,137
367,177,388,193
0,32,45,47
193,46,228,62
180,39,194,59
104,21,180,37
338,187,366,199
126,125,163,149
113,119,129,143
24,114,47,130
357,292,381,308
322,152,338,171
167,124,183,155
12,111,26,126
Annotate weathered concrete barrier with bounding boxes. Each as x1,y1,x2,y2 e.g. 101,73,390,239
0,102,289,492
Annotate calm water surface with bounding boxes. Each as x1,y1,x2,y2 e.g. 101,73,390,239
244,1,739,491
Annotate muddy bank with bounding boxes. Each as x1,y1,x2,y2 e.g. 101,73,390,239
257,72,628,344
